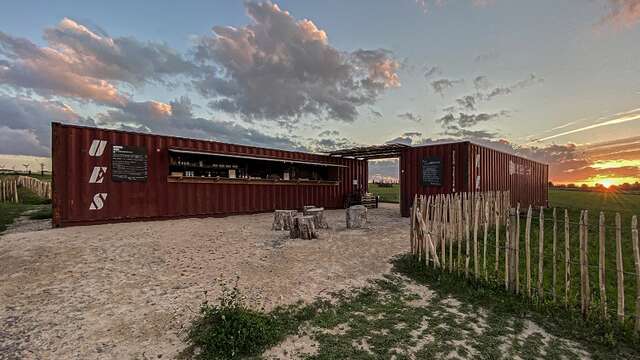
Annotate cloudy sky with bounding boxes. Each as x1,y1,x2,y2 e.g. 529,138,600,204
1,0,639,185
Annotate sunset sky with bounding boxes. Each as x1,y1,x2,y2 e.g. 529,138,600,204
1,0,639,186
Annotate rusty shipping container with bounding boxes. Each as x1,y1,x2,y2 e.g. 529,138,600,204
400,141,548,217
52,123,368,227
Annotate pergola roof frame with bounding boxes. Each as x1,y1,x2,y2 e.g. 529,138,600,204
327,143,410,160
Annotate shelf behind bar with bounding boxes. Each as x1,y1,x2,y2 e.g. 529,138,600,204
169,148,348,167
167,176,340,186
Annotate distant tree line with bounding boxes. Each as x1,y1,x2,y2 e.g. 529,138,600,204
549,181,640,193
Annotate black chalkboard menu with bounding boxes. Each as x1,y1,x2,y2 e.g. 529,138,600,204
112,145,148,182
421,157,442,186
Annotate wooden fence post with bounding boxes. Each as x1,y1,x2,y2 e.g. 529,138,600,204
442,197,447,268
526,205,532,298
565,209,571,306
538,207,545,300
457,195,463,273
495,197,500,274
474,198,480,278
552,208,557,303
599,212,607,319
516,203,521,294
508,208,518,292
13,180,19,203
418,211,441,268
465,193,471,278
580,210,590,319
615,213,624,323
449,196,454,272
410,195,416,256
631,215,640,333
505,210,511,290
483,200,489,280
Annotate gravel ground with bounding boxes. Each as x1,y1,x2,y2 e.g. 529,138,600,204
0,204,407,359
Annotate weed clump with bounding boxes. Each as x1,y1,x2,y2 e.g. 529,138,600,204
185,276,283,359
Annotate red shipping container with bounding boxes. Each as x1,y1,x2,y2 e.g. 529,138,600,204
399,141,548,217
52,123,368,227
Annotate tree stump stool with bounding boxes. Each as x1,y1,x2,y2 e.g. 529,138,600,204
272,210,298,231
303,207,329,229
290,215,318,240
346,205,367,229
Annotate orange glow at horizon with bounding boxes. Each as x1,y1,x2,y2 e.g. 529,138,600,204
556,176,640,187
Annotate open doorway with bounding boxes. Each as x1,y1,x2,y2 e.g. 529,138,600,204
368,158,400,208
327,143,407,215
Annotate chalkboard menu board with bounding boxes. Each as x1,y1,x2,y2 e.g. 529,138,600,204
421,157,442,186
112,145,148,182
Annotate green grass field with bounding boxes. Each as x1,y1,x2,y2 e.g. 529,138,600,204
369,183,400,203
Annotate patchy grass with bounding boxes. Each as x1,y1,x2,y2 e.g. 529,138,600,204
184,264,639,359
28,205,52,220
369,183,400,203
0,203,29,232
393,255,639,359
17,187,51,205
0,183,51,232
182,277,317,359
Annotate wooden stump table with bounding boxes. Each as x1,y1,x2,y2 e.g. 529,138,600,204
272,210,298,231
290,215,318,240
303,207,329,229
346,205,367,229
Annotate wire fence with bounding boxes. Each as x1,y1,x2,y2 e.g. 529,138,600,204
409,191,640,334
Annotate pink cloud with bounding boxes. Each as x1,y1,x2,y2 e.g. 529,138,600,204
603,0,640,28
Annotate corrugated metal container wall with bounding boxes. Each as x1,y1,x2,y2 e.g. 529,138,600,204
400,142,548,217
465,142,548,210
52,123,368,227
400,142,467,217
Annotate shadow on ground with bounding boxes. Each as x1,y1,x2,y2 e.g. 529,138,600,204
261,255,638,359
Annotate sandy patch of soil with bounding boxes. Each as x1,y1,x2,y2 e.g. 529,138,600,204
262,333,319,360
0,204,407,359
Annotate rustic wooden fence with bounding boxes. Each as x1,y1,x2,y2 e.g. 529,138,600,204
410,191,640,333
17,176,52,200
0,177,19,203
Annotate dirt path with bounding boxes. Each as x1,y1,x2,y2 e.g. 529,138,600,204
2,206,51,235
1,204,408,359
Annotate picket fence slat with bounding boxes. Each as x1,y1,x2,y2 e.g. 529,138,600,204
538,207,545,299
516,203,521,294
615,213,624,322
526,206,532,297
552,208,557,302
632,215,640,333
599,212,607,319
565,209,571,306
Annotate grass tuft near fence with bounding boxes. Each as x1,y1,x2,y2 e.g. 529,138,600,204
409,190,640,341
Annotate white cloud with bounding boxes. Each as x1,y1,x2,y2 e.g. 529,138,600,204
193,1,400,123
